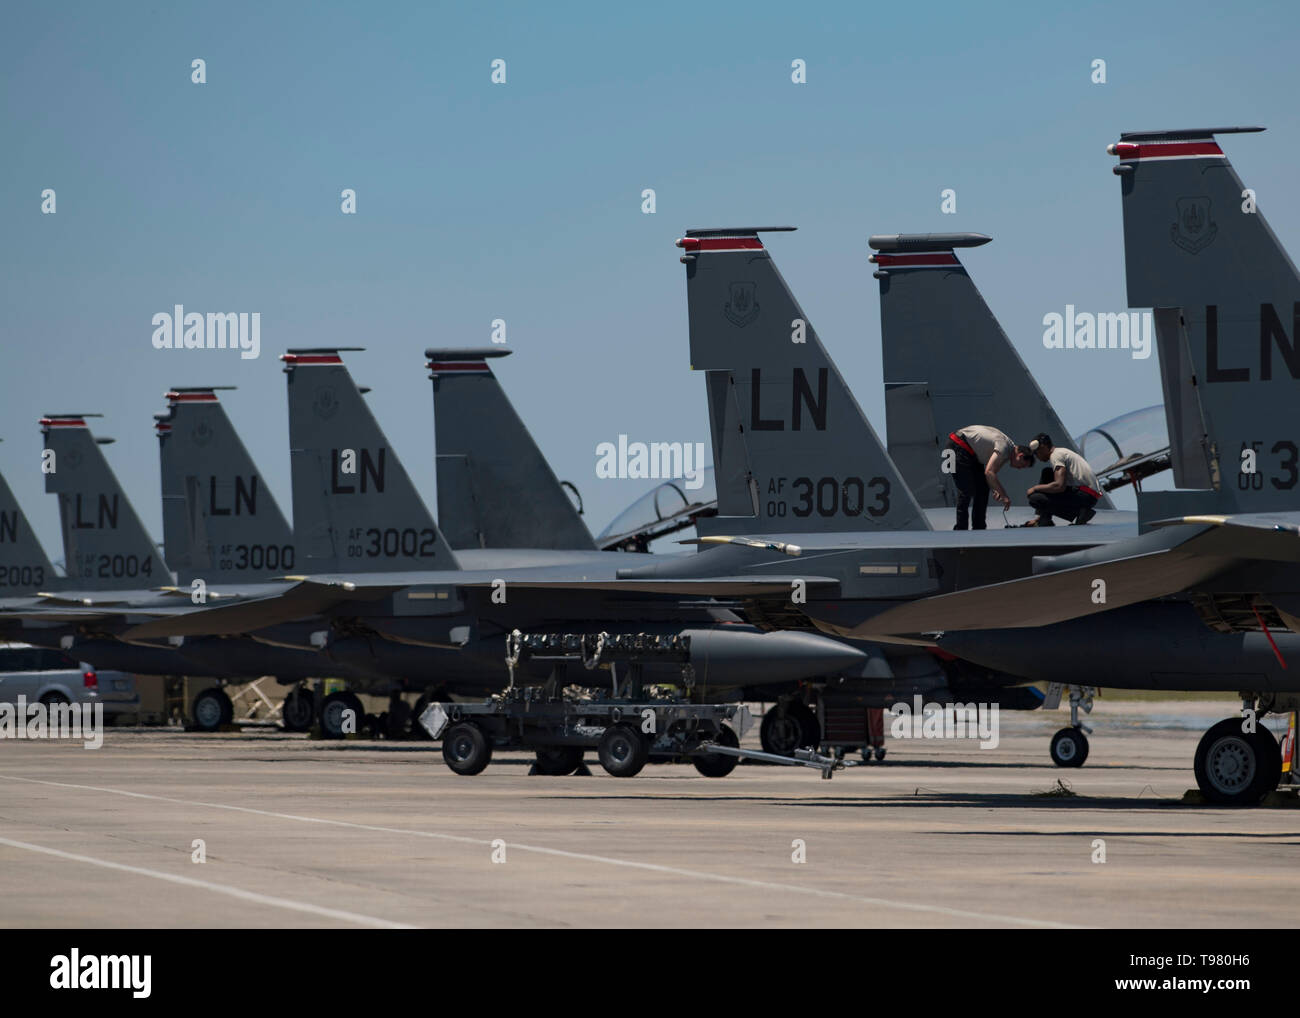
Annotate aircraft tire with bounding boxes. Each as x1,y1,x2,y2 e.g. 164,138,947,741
692,724,739,778
533,745,584,776
192,687,233,732
443,722,492,775
760,701,818,755
1194,718,1272,805
598,723,649,777
1049,727,1088,768
319,691,364,739
793,702,820,749
281,686,314,732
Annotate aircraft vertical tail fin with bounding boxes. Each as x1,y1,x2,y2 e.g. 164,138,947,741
678,227,929,533
156,387,295,583
1110,126,1300,514
40,415,171,589
427,348,594,550
0,447,58,593
870,233,1111,509
282,349,459,574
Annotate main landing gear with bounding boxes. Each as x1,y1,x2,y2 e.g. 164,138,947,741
191,686,234,732
759,699,819,755
319,690,365,739
1193,697,1283,805
280,685,315,732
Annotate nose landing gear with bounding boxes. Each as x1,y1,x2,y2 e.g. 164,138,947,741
1046,683,1095,768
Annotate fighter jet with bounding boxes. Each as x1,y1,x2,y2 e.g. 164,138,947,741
773,128,1300,801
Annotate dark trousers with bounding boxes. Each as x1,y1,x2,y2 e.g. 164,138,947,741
1028,487,1097,524
948,440,988,530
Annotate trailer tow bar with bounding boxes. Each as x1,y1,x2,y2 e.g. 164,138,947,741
693,742,860,779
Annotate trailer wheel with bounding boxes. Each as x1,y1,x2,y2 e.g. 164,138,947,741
692,725,739,778
443,722,492,775
598,723,649,778
533,745,584,776
192,688,233,732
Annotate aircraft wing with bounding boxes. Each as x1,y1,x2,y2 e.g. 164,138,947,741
451,575,838,595
829,516,1300,638
121,579,394,639
1147,512,1300,539
120,568,837,639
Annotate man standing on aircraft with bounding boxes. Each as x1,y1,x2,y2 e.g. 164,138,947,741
1024,433,1101,526
944,426,1033,530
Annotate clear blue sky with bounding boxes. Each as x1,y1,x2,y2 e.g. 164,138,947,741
4,0,1298,562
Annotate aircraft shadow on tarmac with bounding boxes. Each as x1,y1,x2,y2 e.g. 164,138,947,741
531,791,1286,814
923,828,1300,838
762,792,1297,812
391,757,1186,770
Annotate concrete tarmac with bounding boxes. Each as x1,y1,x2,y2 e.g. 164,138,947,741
1,699,1297,928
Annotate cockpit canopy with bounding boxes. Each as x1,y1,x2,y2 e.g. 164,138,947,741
596,467,717,551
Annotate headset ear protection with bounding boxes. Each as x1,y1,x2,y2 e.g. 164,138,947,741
1028,439,1040,452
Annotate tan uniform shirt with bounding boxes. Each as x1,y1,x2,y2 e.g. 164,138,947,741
1049,447,1100,492
956,425,1014,466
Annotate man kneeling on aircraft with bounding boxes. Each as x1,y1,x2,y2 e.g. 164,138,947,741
944,425,1034,530
1024,433,1101,526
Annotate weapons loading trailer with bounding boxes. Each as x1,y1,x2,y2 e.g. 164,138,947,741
417,629,753,778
